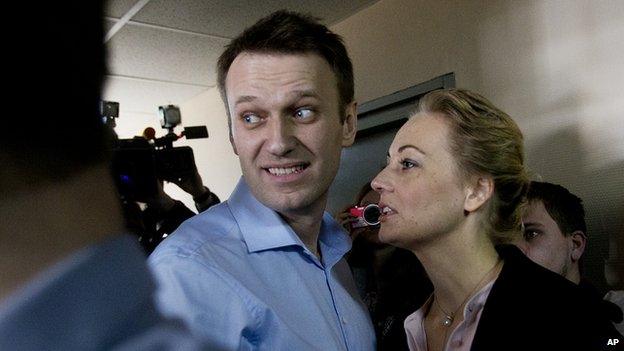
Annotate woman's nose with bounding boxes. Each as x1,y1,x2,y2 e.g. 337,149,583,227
371,168,393,194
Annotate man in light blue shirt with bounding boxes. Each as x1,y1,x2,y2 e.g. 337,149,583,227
149,10,375,351
150,180,374,350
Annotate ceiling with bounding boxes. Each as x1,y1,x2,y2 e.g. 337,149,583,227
102,0,378,119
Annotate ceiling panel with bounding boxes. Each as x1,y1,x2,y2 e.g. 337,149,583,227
105,0,143,18
108,0,378,38
106,18,227,86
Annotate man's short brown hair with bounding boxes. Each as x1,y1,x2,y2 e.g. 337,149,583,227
216,10,354,126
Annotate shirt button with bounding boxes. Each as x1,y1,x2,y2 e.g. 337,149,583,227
341,317,347,325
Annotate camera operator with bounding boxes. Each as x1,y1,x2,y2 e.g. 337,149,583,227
113,127,220,254
102,102,221,254
139,158,220,253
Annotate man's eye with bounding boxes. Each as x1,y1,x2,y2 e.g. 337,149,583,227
242,114,261,124
294,108,314,120
524,230,539,241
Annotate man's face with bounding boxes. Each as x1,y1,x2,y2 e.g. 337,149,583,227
516,200,575,278
225,52,356,215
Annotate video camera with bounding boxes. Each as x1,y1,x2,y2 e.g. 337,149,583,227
101,101,208,202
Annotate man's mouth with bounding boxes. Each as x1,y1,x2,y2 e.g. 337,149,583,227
264,163,309,176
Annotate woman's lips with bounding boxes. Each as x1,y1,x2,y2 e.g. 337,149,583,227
378,203,395,221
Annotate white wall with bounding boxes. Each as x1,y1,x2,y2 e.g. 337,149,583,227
331,0,624,289
176,88,241,207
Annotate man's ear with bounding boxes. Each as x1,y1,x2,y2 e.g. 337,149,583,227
227,114,239,155
569,230,587,262
464,176,495,214
229,131,238,155
341,101,357,147
230,139,238,155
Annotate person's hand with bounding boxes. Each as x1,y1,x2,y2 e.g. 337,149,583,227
144,179,176,212
171,167,206,198
170,166,220,213
336,205,366,240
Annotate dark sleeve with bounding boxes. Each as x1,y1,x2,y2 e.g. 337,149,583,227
139,201,197,254
143,200,196,237
473,245,623,351
193,188,221,213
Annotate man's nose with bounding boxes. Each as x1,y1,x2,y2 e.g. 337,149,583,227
266,118,297,156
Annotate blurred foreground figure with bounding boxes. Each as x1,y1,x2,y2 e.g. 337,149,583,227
0,2,208,350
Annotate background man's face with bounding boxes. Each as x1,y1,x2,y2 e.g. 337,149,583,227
517,200,573,278
225,52,356,214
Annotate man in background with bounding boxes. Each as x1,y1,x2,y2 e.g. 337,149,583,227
149,10,375,350
517,181,587,283
0,2,207,349
515,181,623,334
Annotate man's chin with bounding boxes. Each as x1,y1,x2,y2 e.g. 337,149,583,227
255,190,322,215
244,172,330,214
264,196,311,214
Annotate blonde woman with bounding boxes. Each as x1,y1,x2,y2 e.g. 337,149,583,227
371,89,620,351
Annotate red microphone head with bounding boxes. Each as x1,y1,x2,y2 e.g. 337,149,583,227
142,127,156,140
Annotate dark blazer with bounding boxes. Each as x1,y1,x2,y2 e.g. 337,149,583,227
470,245,622,351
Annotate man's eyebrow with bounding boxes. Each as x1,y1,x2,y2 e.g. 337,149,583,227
523,221,543,229
234,91,320,107
234,95,257,106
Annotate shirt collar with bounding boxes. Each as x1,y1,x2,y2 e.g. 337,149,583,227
227,178,351,265
318,212,352,268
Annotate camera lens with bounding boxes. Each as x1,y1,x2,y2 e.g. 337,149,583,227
362,204,381,225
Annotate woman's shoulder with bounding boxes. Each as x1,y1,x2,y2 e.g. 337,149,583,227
472,245,620,351
495,244,579,292
490,244,598,316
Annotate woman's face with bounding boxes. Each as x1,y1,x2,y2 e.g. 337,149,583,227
371,112,469,249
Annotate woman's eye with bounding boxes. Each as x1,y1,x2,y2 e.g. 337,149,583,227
294,108,314,120
401,160,418,169
242,114,261,124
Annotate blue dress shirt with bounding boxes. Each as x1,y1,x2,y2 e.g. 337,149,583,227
0,235,207,351
149,178,376,351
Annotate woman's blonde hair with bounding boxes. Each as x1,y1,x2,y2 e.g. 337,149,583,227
417,88,529,244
